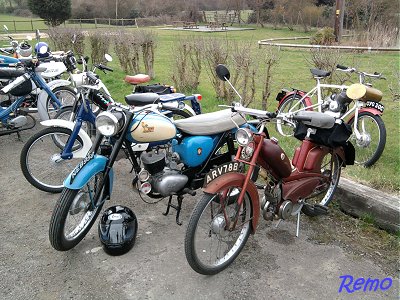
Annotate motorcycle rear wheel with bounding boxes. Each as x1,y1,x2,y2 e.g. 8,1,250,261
184,187,253,275
45,86,77,119
49,172,106,251
20,127,84,193
301,152,341,217
276,95,307,137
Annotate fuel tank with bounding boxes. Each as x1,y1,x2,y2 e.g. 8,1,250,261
127,112,176,143
172,135,217,168
257,138,292,179
0,55,19,68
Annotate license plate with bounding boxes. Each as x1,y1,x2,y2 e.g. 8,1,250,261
204,162,240,186
365,101,384,113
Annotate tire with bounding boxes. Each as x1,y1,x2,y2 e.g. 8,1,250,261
276,95,307,137
184,187,253,275
348,112,386,167
20,127,84,193
49,172,106,251
301,152,341,217
54,105,95,138
45,86,77,119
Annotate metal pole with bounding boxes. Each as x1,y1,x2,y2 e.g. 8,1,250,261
115,0,118,21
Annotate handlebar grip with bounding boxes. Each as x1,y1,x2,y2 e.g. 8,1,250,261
99,64,113,72
336,64,348,70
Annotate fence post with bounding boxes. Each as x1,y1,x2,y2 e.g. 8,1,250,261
31,19,33,31
80,19,82,28
122,18,124,26
109,18,111,27
95,18,97,28
13,20,16,32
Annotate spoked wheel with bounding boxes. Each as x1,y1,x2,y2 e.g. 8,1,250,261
54,106,95,138
348,112,386,167
20,127,84,193
301,153,341,217
45,86,77,119
49,172,107,251
184,187,253,275
276,95,307,137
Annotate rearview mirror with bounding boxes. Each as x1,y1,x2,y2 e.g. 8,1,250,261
216,64,230,81
71,33,76,44
104,53,112,62
36,29,40,40
3,25,8,31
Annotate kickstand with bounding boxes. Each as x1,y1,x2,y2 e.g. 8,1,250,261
296,212,300,237
275,219,282,228
16,131,22,142
162,195,183,226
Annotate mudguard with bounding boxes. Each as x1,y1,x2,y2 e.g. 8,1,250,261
203,172,260,234
64,154,113,194
37,79,73,121
347,107,383,124
279,90,313,110
40,119,92,158
182,103,196,116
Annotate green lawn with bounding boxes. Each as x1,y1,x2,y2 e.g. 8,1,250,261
0,14,398,192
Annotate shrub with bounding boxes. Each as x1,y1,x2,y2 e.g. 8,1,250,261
310,27,335,45
88,31,111,64
47,27,85,56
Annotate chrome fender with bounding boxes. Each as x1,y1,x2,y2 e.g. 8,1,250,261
37,79,73,121
183,103,196,116
40,119,92,158
64,154,113,194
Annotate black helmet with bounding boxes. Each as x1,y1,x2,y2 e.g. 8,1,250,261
98,205,138,255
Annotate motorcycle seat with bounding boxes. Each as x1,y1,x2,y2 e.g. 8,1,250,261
125,74,151,85
0,68,25,79
125,92,160,106
296,111,335,129
174,109,246,135
310,68,331,78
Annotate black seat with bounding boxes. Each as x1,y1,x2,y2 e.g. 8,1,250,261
0,68,25,79
124,92,160,106
310,68,331,78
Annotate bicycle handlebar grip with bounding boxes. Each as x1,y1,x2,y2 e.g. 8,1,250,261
86,72,98,84
99,64,113,72
336,64,348,70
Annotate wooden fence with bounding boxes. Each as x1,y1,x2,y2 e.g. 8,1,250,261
0,18,138,32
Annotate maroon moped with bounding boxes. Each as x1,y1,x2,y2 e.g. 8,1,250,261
184,65,355,275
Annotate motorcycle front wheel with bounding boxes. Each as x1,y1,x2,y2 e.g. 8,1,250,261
348,112,386,167
20,127,84,193
184,187,253,275
301,152,341,217
49,172,106,251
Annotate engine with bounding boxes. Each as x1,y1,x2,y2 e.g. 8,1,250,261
322,91,352,117
137,149,188,197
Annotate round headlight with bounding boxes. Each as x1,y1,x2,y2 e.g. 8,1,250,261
96,111,122,137
235,128,252,146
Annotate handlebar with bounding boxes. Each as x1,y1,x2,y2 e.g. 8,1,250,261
96,64,113,72
86,71,99,84
336,64,385,81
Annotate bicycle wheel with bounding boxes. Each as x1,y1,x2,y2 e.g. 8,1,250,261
46,86,77,119
20,127,84,193
49,172,106,251
348,112,386,167
185,187,253,275
301,153,341,217
276,95,306,137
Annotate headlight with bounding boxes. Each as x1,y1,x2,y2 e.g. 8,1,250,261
235,128,253,146
96,111,124,136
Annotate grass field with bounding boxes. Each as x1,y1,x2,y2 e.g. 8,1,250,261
0,14,398,192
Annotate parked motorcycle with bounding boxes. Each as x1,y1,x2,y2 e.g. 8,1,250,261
183,65,355,275
48,93,258,250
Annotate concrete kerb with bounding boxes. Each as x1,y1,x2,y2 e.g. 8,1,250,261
336,177,400,233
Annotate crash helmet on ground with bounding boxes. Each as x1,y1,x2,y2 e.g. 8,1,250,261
98,205,138,255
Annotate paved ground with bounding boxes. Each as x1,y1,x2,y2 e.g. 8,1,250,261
0,124,398,300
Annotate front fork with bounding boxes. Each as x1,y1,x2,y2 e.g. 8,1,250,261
90,111,135,207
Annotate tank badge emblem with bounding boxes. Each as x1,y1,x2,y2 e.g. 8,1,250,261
197,148,202,155
281,153,285,160
141,122,154,133
109,213,122,220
